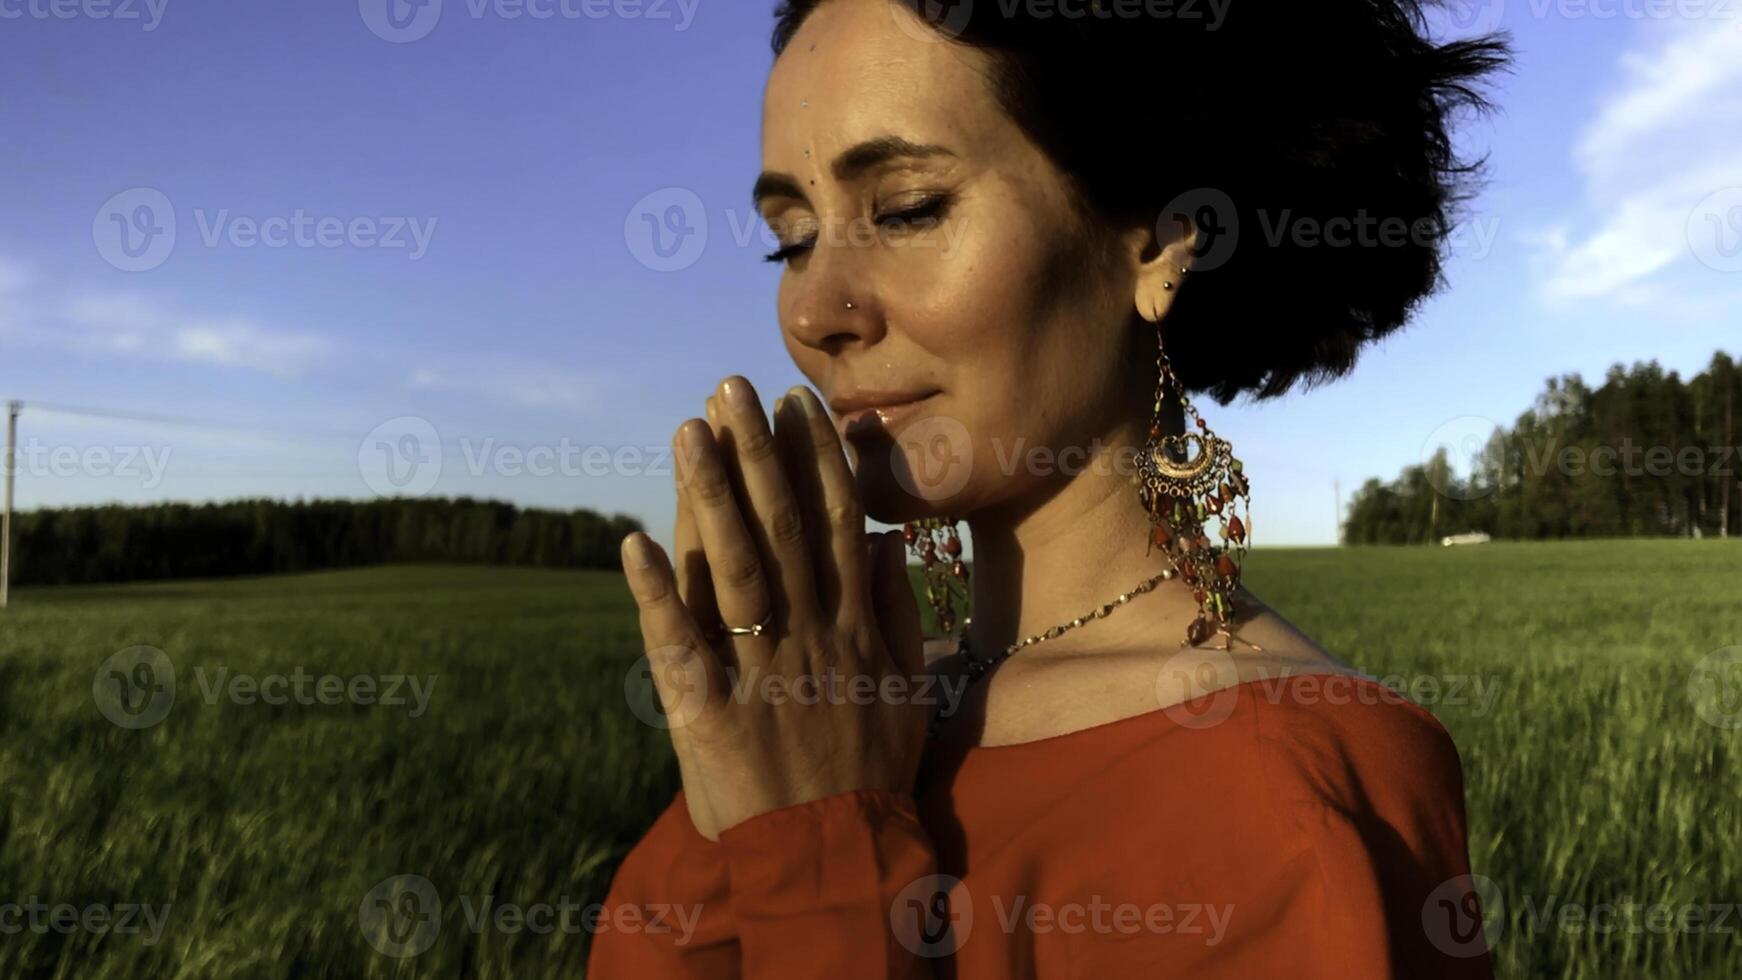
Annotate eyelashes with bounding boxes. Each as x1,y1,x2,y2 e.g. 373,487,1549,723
762,238,812,265
762,192,956,265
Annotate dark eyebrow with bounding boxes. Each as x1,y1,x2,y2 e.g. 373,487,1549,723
751,135,957,209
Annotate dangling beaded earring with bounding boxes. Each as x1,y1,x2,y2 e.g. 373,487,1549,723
1137,269,1260,651
904,517,969,637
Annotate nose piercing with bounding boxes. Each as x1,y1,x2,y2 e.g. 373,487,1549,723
845,301,856,310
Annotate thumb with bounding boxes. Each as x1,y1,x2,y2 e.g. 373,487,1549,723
871,529,925,678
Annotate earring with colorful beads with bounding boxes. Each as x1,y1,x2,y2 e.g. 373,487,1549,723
903,517,969,637
1135,283,1258,651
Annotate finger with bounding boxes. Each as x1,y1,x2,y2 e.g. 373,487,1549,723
773,390,842,618
673,417,777,662
705,390,765,625
673,476,724,662
620,531,732,738
712,375,821,629
870,529,925,679
784,384,873,623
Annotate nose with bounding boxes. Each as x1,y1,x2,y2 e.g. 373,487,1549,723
781,245,884,355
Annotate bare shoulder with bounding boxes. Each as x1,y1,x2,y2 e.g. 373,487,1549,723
1151,589,1365,711
925,589,1372,747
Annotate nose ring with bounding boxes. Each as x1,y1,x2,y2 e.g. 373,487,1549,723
844,301,856,310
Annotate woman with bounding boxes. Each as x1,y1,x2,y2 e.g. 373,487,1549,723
593,0,1508,975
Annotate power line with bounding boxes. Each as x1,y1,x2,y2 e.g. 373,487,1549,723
30,401,313,434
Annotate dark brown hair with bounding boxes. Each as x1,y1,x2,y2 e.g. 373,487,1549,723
770,0,1511,403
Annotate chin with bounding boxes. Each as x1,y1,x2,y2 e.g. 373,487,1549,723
846,429,976,524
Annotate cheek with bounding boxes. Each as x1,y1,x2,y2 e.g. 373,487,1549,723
896,204,1117,433
894,205,1061,355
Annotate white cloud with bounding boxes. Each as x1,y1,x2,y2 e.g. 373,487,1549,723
407,359,614,412
1533,19,1742,301
3,257,602,416
0,257,29,295
60,293,330,376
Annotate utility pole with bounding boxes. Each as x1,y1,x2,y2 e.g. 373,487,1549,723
1333,478,1342,546
1,400,17,609
1724,380,1734,539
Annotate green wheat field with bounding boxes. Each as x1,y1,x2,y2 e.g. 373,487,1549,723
2,540,1739,978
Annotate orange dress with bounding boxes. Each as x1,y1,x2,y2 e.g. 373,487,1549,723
587,673,1493,978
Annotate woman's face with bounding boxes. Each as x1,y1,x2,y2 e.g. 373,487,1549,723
756,0,1152,524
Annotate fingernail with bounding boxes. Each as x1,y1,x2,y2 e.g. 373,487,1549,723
723,377,753,408
681,419,707,450
627,533,655,569
774,393,788,417
791,386,821,418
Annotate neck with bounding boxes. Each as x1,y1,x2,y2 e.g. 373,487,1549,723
961,409,1203,659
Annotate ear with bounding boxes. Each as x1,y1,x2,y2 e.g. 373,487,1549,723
1123,207,1198,325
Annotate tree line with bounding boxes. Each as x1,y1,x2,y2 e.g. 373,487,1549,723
1345,352,1741,544
5,497,643,586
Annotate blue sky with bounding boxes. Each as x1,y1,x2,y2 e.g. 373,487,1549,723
1,1,1739,548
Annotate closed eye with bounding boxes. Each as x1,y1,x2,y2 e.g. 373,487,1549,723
762,236,815,264
762,192,956,267
875,192,953,231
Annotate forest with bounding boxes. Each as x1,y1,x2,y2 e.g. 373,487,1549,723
4,496,642,586
1344,352,1741,544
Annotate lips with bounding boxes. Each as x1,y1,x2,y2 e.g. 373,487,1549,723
828,390,940,439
